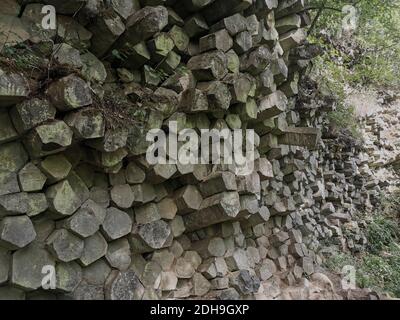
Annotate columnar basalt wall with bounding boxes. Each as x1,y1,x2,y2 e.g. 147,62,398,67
0,0,367,300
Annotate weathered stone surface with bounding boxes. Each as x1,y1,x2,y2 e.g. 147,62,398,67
71,280,104,300
0,69,29,108
188,50,228,81
0,216,36,250
40,154,72,184
80,52,107,83
105,270,145,300
0,248,10,285
64,207,101,238
184,192,241,231
0,142,28,173
24,121,74,158
46,75,92,112
175,257,195,279
79,232,108,267
18,163,47,192
0,192,29,217
110,184,134,209
64,109,105,140
82,259,111,286
157,197,177,220
101,207,132,241
56,262,82,293
0,170,20,196
174,185,203,214
0,110,18,144
192,272,211,296
106,238,131,271
46,229,84,262
135,202,161,225
53,43,83,69
125,162,146,184
0,286,25,300
229,270,260,295
46,180,81,217
11,245,55,291
130,220,172,252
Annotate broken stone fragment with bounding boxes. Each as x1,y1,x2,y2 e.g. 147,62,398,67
24,120,74,158
10,98,56,134
11,244,55,291
53,43,83,69
46,75,92,111
56,262,82,293
101,207,132,241
46,180,81,217
46,229,84,262
105,270,145,300
0,142,28,173
197,81,232,111
78,232,108,266
0,216,36,250
199,29,233,53
40,154,72,184
0,170,20,196
188,50,228,81
106,238,131,271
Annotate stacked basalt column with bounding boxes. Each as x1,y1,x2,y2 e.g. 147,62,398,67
0,0,325,300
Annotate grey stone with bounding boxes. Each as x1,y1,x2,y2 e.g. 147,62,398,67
11,244,55,291
0,248,10,285
101,207,132,241
0,192,29,217
46,180,81,217
56,262,82,293
0,216,36,250
18,163,47,192
106,238,131,271
0,142,28,173
78,232,108,267
105,270,145,300
46,229,84,262
0,170,20,196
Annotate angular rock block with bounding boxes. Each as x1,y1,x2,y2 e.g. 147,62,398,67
0,216,36,250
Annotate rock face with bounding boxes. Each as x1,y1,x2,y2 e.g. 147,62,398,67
0,0,380,302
